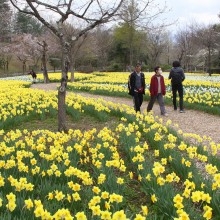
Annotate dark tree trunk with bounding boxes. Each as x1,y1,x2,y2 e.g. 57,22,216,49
69,52,74,82
58,40,69,132
58,87,67,132
40,41,50,83
3,59,6,73
23,61,26,74
43,68,49,83
70,67,74,82
6,58,9,72
207,47,211,75
129,25,134,66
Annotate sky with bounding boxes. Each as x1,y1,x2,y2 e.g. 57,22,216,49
10,0,219,33
158,0,220,31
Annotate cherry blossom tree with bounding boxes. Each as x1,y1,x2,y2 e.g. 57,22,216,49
12,34,41,74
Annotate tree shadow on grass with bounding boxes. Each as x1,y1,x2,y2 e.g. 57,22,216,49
6,114,118,133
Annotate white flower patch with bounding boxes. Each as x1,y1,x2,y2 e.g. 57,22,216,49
184,74,220,83
0,75,42,82
185,86,219,94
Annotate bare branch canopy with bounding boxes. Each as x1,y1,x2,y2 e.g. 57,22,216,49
10,0,124,40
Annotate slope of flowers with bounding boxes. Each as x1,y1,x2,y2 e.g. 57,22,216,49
0,81,57,129
0,80,220,219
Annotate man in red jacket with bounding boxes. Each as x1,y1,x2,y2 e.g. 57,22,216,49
147,66,168,116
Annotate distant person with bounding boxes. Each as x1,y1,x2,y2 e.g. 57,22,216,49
28,69,37,83
168,61,185,113
127,64,132,73
147,66,167,116
128,63,145,112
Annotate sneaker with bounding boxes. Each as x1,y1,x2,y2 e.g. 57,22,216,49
162,113,168,116
180,110,185,113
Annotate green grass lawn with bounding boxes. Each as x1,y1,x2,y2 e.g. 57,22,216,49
7,114,119,133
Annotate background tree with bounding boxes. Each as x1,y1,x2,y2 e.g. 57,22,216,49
146,28,168,69
0,0,13,75
109,0,169,70
10,0,124,132
37,40,49,83
194,24,220,74
0,0,12,41
94,26,113,72
73,33,97,72
158,31,173,68
111,23,144,70
14,7,43,35
49,57,61,72
46,31,62,73
212,23,220,68
119,0,140,66
173,26,195,71
12,34,41,74
61,23,88,81
0,44,13,75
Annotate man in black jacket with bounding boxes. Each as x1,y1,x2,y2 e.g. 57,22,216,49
128,63,145,112
168,61,185,112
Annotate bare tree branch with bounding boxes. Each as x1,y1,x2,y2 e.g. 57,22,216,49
81,0,94,17
97,0,104,15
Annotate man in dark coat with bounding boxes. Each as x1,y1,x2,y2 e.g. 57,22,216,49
128,63,145,112
168,61,185,112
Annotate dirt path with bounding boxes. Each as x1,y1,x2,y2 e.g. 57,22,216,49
31,83,220,144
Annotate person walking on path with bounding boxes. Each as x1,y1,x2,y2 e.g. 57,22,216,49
128,63,145,112
168,61,185,113
147,66,167,116
28,69,37,84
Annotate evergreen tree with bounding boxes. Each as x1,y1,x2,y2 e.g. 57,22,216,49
109,0,148,68
14,7,43,35
0,0,12,41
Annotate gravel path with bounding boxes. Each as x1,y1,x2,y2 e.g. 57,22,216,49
31,83,220,144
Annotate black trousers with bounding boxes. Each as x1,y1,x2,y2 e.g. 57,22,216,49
172,84,183,110
133,92,143,112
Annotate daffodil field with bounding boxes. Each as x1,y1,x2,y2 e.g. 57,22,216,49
66,72,220,116
0,72,220,220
